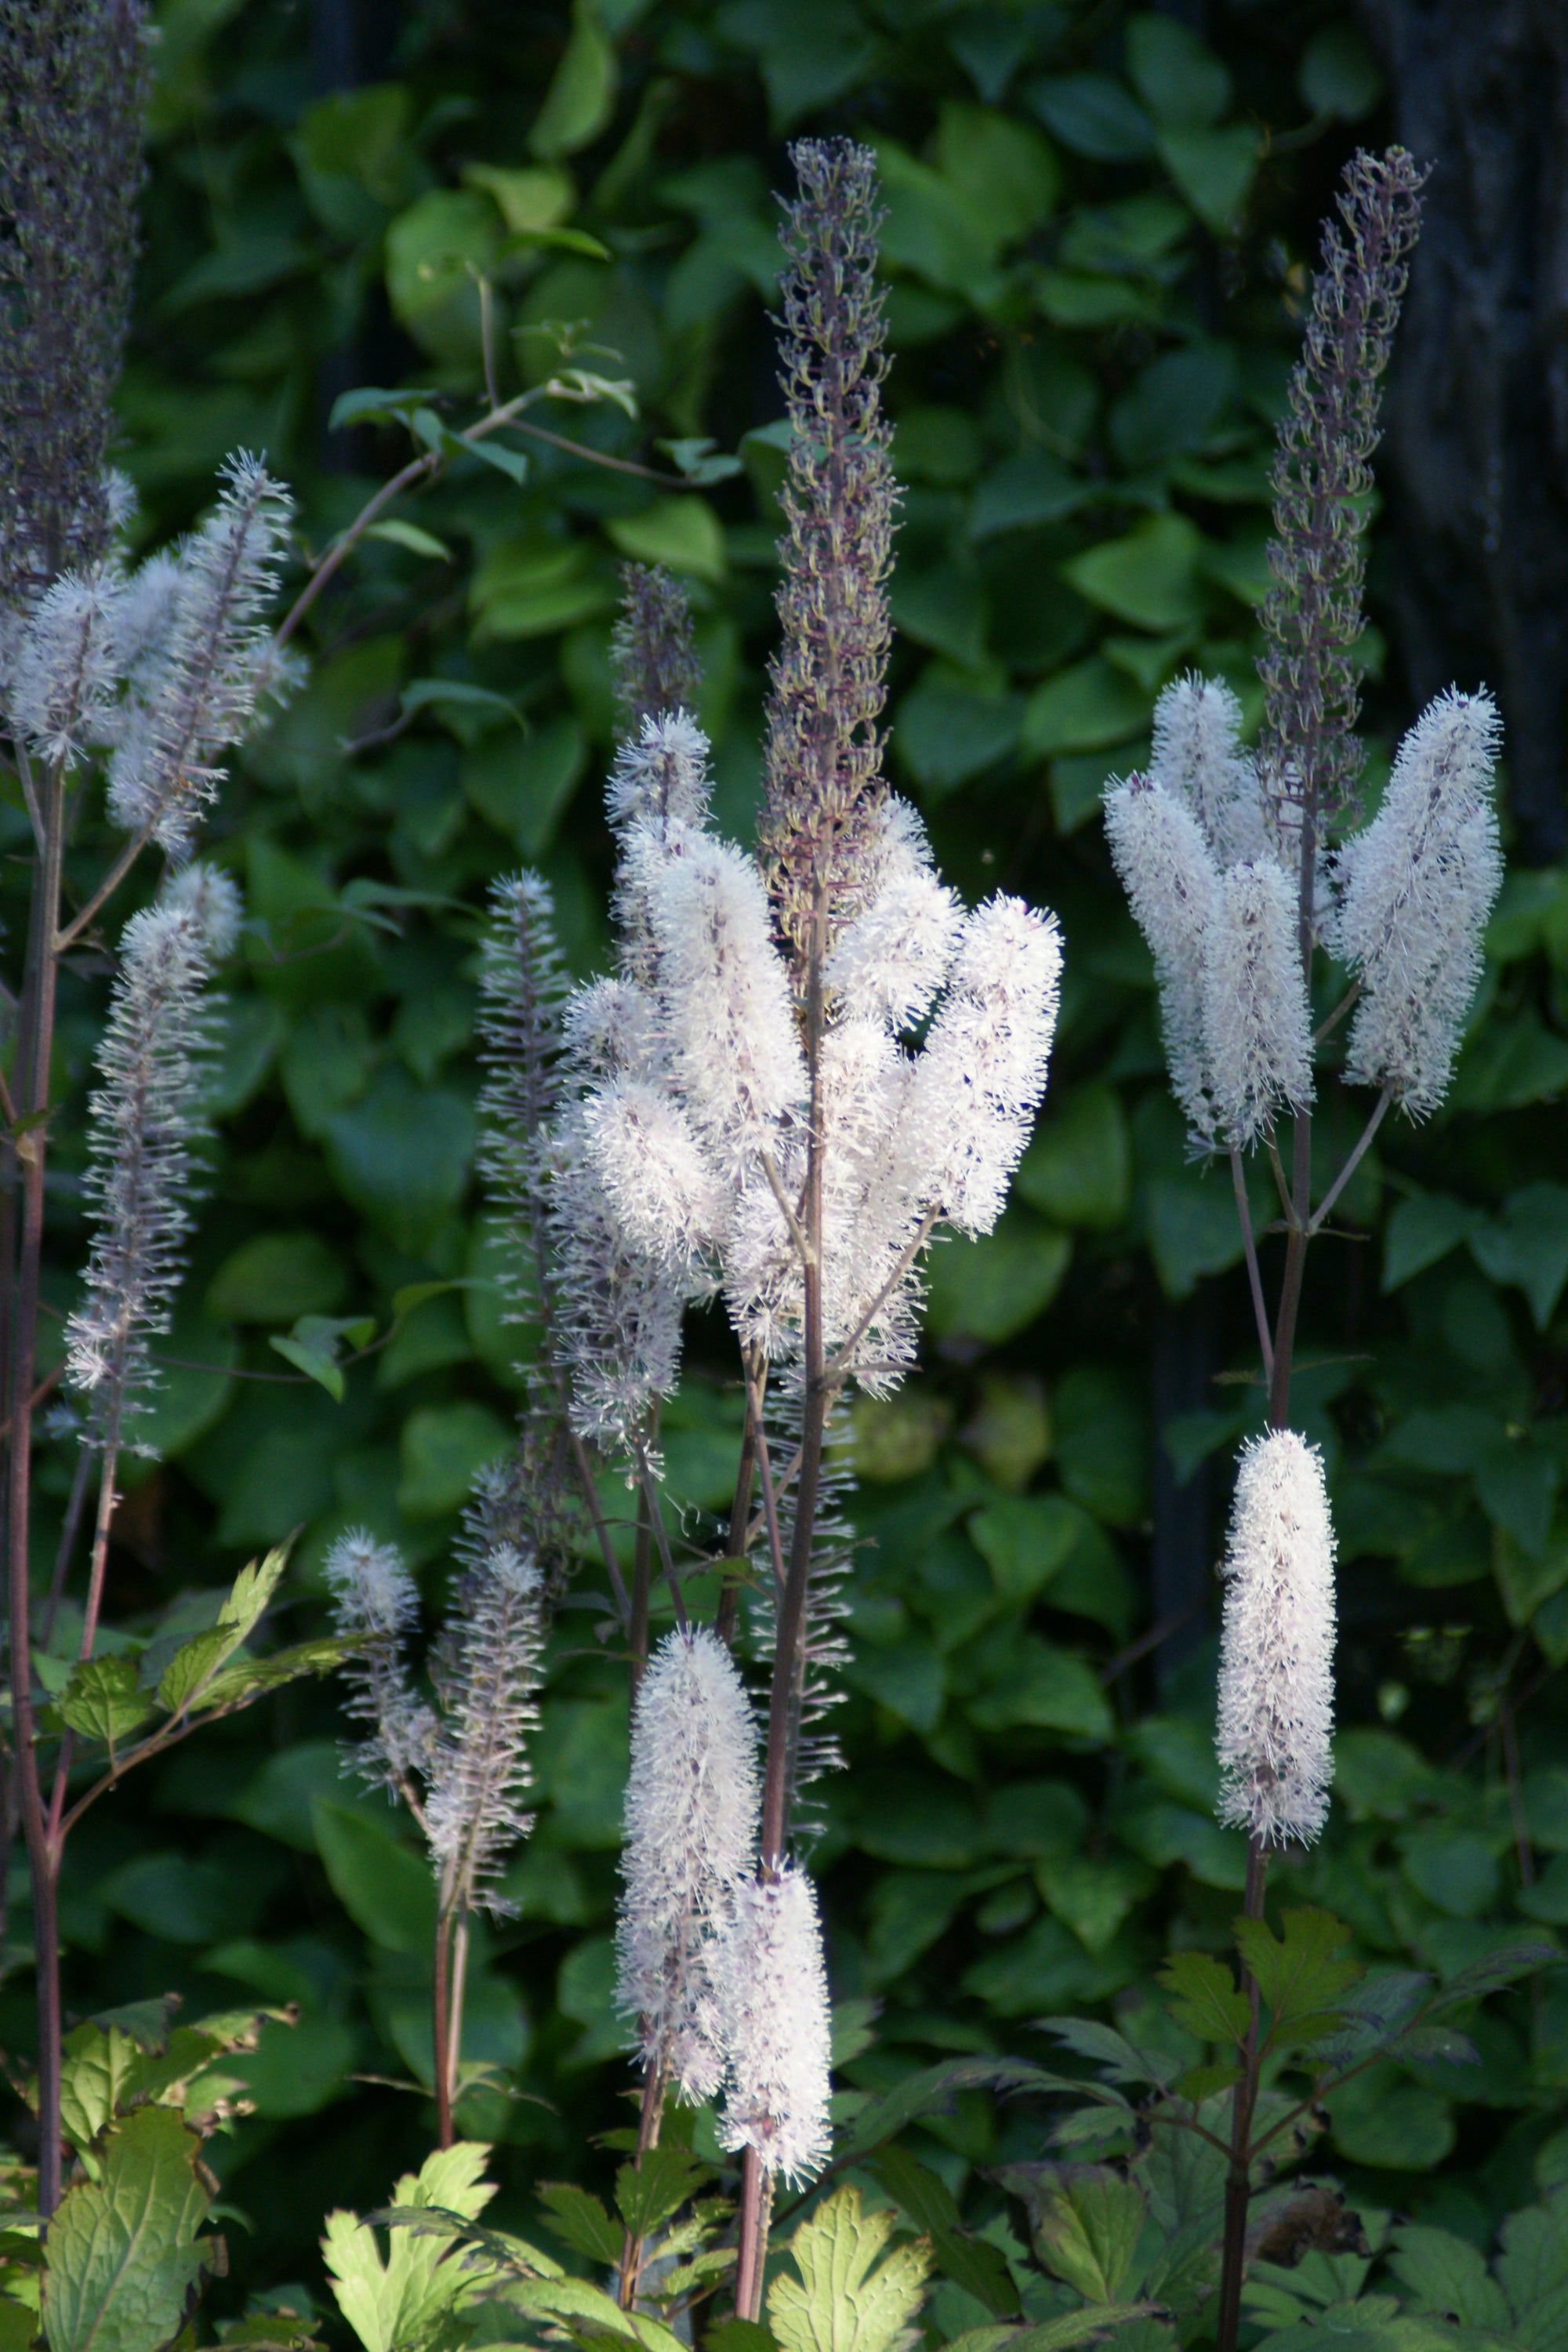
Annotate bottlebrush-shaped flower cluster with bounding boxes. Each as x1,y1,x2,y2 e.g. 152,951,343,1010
1215,1430,1337,1846
546,710,1063,1451
0,452,296,853
1105,674,1502,1150
615,1628,831,2185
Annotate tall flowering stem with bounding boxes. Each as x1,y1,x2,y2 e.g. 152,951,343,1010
1102,153,1510,2352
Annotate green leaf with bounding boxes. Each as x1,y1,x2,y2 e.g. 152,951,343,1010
465,437,532,487
530,0,616,158
397,1400,510,1519
1387,2227,1510,2330
268,1314,374,1400
399,678,524,730
1156,125,1258,234
1016,1089,1131,1230
656,437,745,485
1022,659,1149,760
1327,2063,1455,2172
507,2275,686,2352
968,1494,1084,1604
866,2151,1022,2318
768,2187,932,2352
41,2104,214,2352
539,2180,624,2267
1007,2165,1145,2303
1062,516,1205,633
1468,1184,1568,1328
155,1546,288,1715
606,495,727,584
364,520,453,562
208,1231,347,1324
1158,1951,1250,2046
56,1660,154,1751
327,386,440,434
945,2323,1155,2352
310,1800,437,1956
612,2148,707,2241
322,2143,499,2352
1383,1191,1483,1290
1030,74,1156,163
835,2058,1069,2167
1126,16,1231,127
323,1070,474,1253
198,1633,354,1711
1235,1908,1363,2038
1299,24,1384,121
924,1214,1072,1345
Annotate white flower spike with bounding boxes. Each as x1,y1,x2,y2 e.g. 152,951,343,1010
1215,1430,1337,1848
717,1863,833,2184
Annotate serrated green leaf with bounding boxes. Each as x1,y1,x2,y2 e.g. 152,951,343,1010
1158,1949,1250,2046
41,2104,214,2352
943,2314,1158,2352
322,2143,499,2352
1236,1908,1362,2041
768,2187,931,2352
613,2147,707,2242
155,1548,288,1715
199,1634,353,1711
537,2180,623,2268
1000,2165,1145,2304
1171,2063,1243,2103
56,1660,154,1751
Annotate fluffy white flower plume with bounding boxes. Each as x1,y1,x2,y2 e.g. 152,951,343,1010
545,1102,689,1447
585,1078,728,1273
642,829,807,1172
1104,773,1221,1144
1152,673,1273,869
717,1864,833,2185
1336,687,1503,1117
895,895,1062,1236
562,976,661,1082
1216,1430,1336,1847
606,710,713,834
63,886,229,1434
323,1527,437,1795
425,1543,545,1914
6,564,123,768
1201,860,1315,1149
616,1627,760,2101
827,861,964,1029
159,860,243,957
107,452,294,855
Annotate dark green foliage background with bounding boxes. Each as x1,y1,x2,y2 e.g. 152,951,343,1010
10,0,1568,2309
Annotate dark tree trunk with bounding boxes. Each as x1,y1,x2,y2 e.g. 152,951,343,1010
1359,0,1568,860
